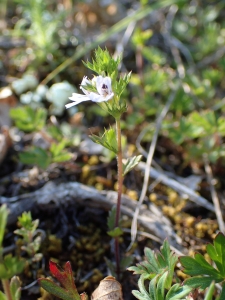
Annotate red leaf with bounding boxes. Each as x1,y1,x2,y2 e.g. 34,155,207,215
49,261,80,300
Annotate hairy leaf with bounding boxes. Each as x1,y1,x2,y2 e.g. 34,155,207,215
107,227,123,237
39,279,74,300
39,261,81,300
123,155,142,176
129,240,177,289
90,127,118,154
165,284,192,300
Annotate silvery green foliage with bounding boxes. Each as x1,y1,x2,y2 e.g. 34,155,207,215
128,240,192,300
132,272,192,300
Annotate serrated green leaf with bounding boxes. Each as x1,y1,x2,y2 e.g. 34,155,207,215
130,240,178,289
180,254,221,277
83,47,121,78
144,248,159,272
194,254,219,275
90,127,118,154
184,276,216,290
16,211,38,232
122,155,142,176
107,227,123,237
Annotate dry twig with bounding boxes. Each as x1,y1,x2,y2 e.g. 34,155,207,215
0,181,182,250
203,155,225,233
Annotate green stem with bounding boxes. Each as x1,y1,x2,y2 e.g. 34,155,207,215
2,279,12,300
115,118,123,278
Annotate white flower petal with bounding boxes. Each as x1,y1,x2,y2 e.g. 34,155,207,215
69,93,90,101
80,76,91,95
66,93,91,109
89,91,114,102
88,92,104,102
104,92,114,101
96,76,113,97
66,75,114,109
103,77,113,93
65,102,79,109
65,99,90,109
96,76,104,95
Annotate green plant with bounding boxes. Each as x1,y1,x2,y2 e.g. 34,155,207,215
0,205,25,300
39,261,86,300
13,0,64,65
162,110,225,163
0,207,43,300
10,105,73,168
65,47,142,278
14,211,43,263
18,140,72,169
180,233,225,290
10,106,47,133
128,235,225,300
39,235,225,299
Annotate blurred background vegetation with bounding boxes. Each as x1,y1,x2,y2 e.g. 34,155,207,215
1,0,225,169
1,0,225,298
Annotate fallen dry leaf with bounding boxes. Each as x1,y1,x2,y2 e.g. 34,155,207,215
91,276,123,300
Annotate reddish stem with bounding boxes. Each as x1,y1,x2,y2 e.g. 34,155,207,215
115,118,123,278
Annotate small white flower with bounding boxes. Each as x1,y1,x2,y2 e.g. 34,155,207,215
65,75,114,109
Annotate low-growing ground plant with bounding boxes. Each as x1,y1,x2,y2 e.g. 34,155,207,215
10,106,73,169
39,234,225,300
0,205,42,300
128,234,225,300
